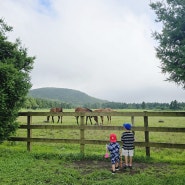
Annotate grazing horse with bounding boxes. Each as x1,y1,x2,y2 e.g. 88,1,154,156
94,108,113,125
75,107,93,125
47,107,63,123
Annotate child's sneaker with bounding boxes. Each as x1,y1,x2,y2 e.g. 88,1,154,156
115,166,119,171
123,165,128,169
112,170,116,174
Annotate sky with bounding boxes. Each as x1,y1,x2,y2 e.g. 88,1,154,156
0,0,184,103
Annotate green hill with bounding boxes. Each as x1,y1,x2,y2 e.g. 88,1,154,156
28,87,108,106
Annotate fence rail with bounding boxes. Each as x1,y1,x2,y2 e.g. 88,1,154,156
9,111,185,156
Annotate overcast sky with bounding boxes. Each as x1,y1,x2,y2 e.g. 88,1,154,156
1,0,184,103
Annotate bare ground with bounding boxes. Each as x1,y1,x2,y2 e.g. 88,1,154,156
73,160,169,175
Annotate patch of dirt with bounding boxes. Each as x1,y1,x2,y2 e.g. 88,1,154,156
73,160,169,175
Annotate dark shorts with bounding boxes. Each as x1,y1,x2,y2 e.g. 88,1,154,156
111,153,120,164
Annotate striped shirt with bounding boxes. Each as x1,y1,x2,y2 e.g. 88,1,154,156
121,131,134,150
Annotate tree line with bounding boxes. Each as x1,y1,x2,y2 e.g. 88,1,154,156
23,97,185,111
23,97,73,109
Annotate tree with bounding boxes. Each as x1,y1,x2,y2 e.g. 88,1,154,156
141,101,146,109
150,0,185,88
0,19,35,142
169,100,180,110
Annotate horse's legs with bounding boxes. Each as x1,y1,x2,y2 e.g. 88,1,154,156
100,116,104,125
84,116,92,125
89,116,92,125
56,116,62,123
93,116,98,124
52,116,54,123
106,115,111,123
76,116,79,125
47,116,50,122
85,116,88,125
57,116,60,123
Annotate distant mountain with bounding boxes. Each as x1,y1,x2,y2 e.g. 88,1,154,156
28,87,108,106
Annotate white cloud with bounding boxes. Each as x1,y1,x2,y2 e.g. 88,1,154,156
1,0,184,103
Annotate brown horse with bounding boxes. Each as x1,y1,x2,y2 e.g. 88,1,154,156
47,107,63,123
75,107,93,125
94,108,113,125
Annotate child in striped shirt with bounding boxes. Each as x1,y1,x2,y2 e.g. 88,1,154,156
121,123,135,169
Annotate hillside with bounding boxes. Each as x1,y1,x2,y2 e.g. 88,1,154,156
28,87,108,106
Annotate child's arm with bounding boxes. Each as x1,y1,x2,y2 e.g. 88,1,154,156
106,144,109,153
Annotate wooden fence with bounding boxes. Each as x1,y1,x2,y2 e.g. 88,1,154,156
10,111,185,157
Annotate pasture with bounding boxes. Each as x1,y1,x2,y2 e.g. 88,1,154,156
0,109,185,184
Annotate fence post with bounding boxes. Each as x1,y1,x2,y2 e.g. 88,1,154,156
80,115,85,156
144,112,150,157
27,115,32,151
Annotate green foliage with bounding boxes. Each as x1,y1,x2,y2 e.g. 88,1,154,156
29,87,108,107
23,96,73,109
170,100,180,110
150,0,185,88
0,18,35,142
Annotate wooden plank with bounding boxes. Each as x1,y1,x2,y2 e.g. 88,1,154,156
18,125,185,133
19,125,80,129
18,111,185,117
134,142,185,149
18,112,78,116
9,137,81,143
132,127,185,132
9,137,185,149
143,127,185,132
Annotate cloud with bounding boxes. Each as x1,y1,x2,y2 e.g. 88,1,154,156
1,0,184,103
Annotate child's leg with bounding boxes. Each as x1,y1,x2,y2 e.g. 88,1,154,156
111,157,116,172
115,162,119,168
128,150,134,167
129,156,133,166
112,164,115,171
115,160,119,170
122,149,128,166
124,155,128,166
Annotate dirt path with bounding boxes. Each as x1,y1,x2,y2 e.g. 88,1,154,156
73,160,169,175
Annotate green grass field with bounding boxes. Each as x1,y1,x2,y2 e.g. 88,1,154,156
0,109,185,185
